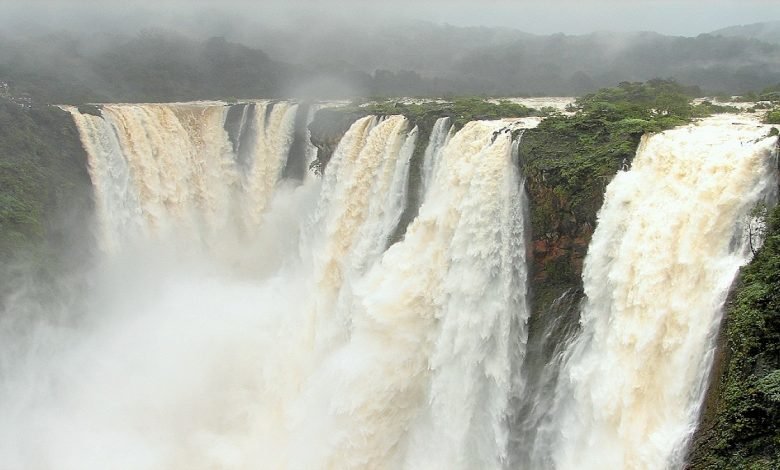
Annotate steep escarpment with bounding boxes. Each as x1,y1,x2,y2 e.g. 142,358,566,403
0,100,93,300
308,108,368,175
520,81,710,310
515,93,780,470
2,80,778,467
687,197,780,470
6,104,528,469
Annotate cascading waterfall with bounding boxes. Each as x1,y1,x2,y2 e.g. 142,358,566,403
530,115,778,470
419,116,453,200
1,103,531,470
67,101,300,253
509,288,582,468
280,119,529,470
7,99,776,470
397,121,528,470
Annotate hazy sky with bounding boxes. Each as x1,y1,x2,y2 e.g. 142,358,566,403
4,0,780,37
406,0,780,35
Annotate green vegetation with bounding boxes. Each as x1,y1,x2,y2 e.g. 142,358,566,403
520,79,706,246
350,98,535,129
751,84,780,123
0,99,93,295
0,63,776,465
764,108,780,124
688,203,780,469
736,83,780,103
308,97,535,171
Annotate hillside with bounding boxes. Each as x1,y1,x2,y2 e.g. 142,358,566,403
2,26,780,104
712,21,780,45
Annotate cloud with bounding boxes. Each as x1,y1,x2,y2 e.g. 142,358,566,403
1,0,780,36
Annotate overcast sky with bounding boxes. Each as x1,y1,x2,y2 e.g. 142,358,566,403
4,0,780,37
406,0,780,35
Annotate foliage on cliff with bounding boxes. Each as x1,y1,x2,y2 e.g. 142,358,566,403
351,98,535,128
764,108,780,124
0,100,93,281
308,98,534,171
736,82,780,103
687,203,780,469
518,80,713,287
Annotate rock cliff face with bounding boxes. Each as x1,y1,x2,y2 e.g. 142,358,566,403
0,100,94,309
0,101,93,262
685,197,780,470
524,172,594,291
308,108,370,174
518,139,622,316
38,102,770,465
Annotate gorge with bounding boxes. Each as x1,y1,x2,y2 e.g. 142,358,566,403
0,97,776,469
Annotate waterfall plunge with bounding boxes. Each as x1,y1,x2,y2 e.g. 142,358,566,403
0,104,530,470
534,115,778,470
5,102,777,470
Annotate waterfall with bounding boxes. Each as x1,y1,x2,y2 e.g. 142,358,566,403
0,105,531,470
534,115,778,470
509,288,582,468
66,101,300,253
397,121,529,470
11,99,775,470
419,116,453,201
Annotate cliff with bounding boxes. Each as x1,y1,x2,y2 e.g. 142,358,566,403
686,186,780,470
308,108,369,175
0,99,94,303
2,83,776,465
306,89,780,468
307,90,684,315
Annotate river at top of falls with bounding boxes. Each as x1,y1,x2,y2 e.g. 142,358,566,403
0,102,531,470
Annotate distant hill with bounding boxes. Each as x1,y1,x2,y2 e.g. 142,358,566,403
2,25,780,103
711,21,780,44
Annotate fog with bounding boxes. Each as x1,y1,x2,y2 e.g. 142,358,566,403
3,0,780,38
1,0,780,100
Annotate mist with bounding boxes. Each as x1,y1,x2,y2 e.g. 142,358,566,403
1,1,780,468
4,1,780,37
0,184,317,469
2,2,780,101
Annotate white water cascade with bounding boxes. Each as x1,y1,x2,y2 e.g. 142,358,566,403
532,115,779,470
66,101,304,253
0,104,530,470
419,116,454,200
4,100,776,470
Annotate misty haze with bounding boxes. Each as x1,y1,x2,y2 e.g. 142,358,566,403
1,1,779,469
